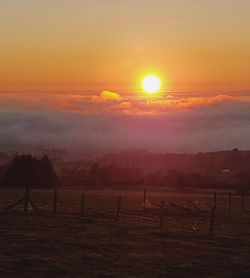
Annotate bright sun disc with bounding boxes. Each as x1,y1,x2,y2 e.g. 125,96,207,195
142,75,161,94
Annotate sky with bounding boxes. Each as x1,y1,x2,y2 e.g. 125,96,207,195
0,1,250,153
0,0,249,92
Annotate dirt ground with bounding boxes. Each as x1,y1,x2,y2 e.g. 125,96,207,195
0,211,250,278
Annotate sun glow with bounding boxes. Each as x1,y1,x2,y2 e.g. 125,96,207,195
142,75,161,94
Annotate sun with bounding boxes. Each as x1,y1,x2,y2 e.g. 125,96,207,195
142,75,161,94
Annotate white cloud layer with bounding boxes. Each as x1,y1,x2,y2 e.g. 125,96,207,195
0,91,250,153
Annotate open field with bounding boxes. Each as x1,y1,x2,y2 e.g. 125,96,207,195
0,188,250,277
1,188,249,213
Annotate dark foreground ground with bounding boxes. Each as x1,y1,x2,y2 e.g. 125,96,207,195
0,212,250,278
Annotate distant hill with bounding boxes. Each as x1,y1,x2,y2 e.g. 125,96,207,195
98,149,250,174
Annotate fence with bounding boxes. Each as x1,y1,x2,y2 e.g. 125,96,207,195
0,188,249,238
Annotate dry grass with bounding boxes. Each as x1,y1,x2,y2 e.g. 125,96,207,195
0,188,250,277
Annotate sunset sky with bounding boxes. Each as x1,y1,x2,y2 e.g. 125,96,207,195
1,0,249,92
0,1,250,152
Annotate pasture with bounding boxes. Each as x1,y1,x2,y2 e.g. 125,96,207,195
0,188,250,277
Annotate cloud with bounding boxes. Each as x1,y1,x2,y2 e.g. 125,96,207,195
0,90,250,152
100,90,121,101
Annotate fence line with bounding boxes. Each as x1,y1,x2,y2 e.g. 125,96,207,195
0,189,249,237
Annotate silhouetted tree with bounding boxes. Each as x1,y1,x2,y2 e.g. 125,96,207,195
38,155,57,187
1,154,57,188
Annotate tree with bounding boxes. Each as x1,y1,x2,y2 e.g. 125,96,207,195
38,155,58,188
1,154,57,188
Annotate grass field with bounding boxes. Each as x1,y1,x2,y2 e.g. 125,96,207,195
0,188,250,277
1,187,249,212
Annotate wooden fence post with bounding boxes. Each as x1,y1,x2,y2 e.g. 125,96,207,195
143,188,146,208
116,196,122,221
228,192,232,212
160,201,164,229
53,188,58,214
214,192,217,211
209,206,216,236
24,187,30,213
80,193,85,217
241,192,245,211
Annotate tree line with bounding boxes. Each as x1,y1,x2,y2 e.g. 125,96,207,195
0,153,250,192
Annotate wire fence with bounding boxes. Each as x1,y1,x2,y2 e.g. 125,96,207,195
0,188,250,238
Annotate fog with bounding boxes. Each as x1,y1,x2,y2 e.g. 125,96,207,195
0,91,250,153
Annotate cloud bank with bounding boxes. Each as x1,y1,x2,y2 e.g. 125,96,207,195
0,90,250,153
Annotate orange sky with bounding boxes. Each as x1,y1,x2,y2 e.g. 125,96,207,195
0,0,250,92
